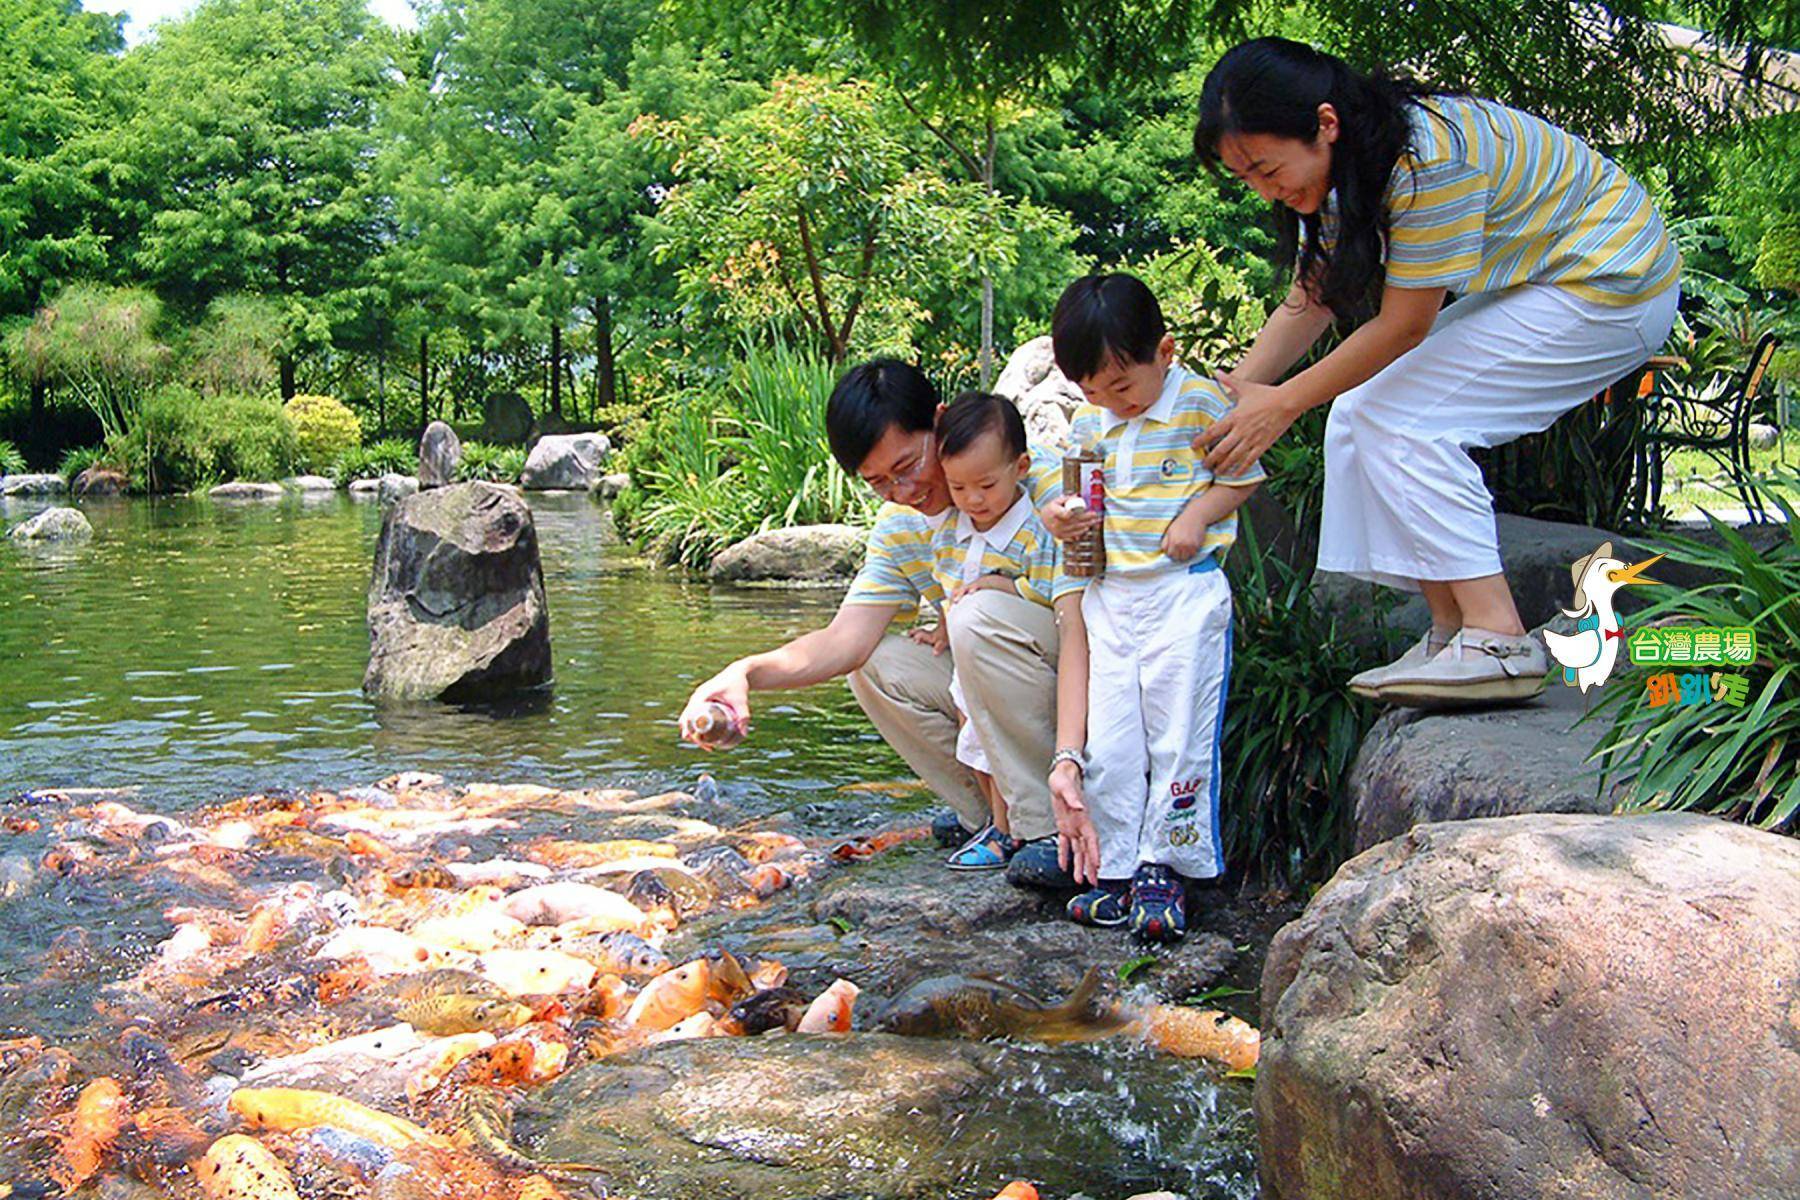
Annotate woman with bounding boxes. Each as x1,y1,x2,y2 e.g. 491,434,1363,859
1191,38,1679,706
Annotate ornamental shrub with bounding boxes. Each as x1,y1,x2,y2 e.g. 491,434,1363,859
285,393,362,473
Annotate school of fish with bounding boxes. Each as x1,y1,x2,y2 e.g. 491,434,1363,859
0,772,1259,1198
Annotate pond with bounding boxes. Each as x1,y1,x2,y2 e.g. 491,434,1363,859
0,491,1258,1200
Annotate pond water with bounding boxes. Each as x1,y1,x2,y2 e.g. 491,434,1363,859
0,491,1258,1200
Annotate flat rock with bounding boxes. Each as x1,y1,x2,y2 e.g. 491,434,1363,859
1,473,67,497
710,525,865,584
363,481,552,702
1256,813,1800,1200
1349,683,1615,852
520,432,609,490
283,474,338,492
9,506,92,542
209,480,284,500
347,478,380,496
599,472,631,500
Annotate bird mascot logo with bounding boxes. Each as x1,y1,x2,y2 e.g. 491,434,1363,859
1543,541,1664,692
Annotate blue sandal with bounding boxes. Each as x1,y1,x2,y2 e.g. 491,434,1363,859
1129,864,1187,943
946,825,1020,871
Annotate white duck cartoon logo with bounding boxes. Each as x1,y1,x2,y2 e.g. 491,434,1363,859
1543,541,1665,692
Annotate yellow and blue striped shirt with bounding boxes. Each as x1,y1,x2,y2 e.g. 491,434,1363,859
929,489,1083,610
844,442,1066,616
1378,95,1679,306
1067,363,1264,576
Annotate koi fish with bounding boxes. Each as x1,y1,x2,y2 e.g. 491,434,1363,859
991,1183,1039,1200
733,831,808,863
50,1076,129,1191
524,838,677,869
443,859,554,887
314,927,442,976
476,949,596,996
795,979,859,1034
370,968,502,1004
194,1133,300,1200
395,994,533,1037
718,986,809,1036
1135,1005,1261,1071
501,883,654,932
872,966,1127,1043
624,960,712,1031
228,1087,453,1152
408,909,527,954
829,826,930,860
551,930,670,979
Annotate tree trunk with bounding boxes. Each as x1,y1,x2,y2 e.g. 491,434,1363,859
29,376,46,425
376,350,386,437
594,296,616,417
978,112,997,391
279,355,296,401
549,322,563,420
419,332,430,431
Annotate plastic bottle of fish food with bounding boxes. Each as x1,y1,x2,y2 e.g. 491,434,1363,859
1061,449,1105,578
686,700,746,750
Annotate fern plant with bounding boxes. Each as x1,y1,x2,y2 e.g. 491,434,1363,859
0,439,24,475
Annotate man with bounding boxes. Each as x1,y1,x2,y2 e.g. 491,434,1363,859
678,359,1075,889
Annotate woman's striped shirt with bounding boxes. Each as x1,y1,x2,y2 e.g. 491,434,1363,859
1378,95,1678,306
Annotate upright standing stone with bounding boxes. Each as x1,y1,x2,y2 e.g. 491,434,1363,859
418,421,462,488
363,481,552,702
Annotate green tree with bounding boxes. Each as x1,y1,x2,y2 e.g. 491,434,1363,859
644,73,1055,364
0,0,120,324
109,0,397,398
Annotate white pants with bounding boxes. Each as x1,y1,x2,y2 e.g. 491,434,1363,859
1081,562,1233,881
1318,284,1680,590
946,670,989,776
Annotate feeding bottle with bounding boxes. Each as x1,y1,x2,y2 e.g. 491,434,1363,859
686,700,746,750
1061,448,1105,578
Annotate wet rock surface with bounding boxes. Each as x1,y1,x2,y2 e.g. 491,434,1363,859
0,473,67,496
209,480,285,500
418,421,462,489
1256,813,1800,1200
73,467,127,496
363,481,552,701
9,506,93,542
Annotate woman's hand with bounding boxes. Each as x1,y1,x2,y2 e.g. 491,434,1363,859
1195,372,1301,478
1041,494,1100,541
1050,760,1101,886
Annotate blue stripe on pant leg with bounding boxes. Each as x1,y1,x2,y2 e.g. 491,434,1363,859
1207,609,1233,878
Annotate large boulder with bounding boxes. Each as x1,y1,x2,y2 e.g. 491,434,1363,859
709,525,865,584
1256,813,1800,1200
417,420,462,488
1,473,66,497
73,467,127,497
363,481,552,702
520,432,609,491
1349,683,1615,853
9,506,92,542
995,336,1085,451
481,391,533,445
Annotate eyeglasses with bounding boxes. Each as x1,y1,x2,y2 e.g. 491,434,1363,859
862,440,933,502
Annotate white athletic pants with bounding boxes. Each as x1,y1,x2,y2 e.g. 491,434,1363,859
1080,561,1233,881
1318,283,1679,590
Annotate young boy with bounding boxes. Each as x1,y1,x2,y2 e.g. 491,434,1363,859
915,392,1086,870
1046,274,1263,942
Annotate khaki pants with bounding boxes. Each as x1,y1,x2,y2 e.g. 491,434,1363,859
847,590,1060,841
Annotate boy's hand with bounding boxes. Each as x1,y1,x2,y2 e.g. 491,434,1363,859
1041,495,1100,541
1050,760,1100,886
1161,505,1210,562
907,622,949,656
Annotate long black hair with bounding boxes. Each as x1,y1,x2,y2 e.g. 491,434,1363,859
1195,38,1442,322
